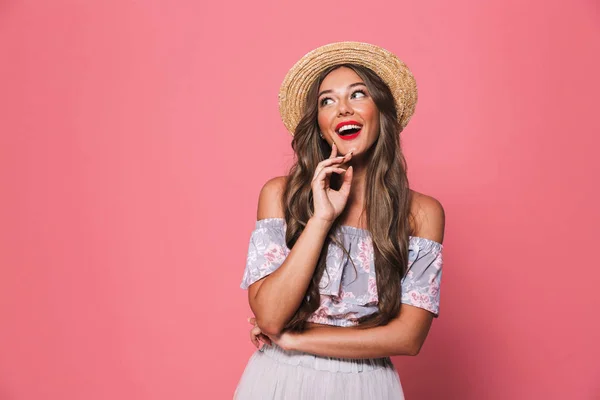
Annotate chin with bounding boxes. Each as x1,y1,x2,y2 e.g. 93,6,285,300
337,142,362,155
336,146,355,155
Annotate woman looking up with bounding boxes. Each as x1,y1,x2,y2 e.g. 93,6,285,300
235,42,445,400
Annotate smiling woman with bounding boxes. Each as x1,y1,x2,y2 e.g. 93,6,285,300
316,66,382,159
234,42,445,400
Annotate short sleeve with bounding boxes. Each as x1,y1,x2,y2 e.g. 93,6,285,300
401,237,444,317
240,218,290,290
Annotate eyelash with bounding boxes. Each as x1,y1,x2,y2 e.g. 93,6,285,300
320,89,367,107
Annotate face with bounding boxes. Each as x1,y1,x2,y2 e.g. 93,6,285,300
317,67,380,156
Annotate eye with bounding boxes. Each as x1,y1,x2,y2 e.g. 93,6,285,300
351,89,367,99
320,97,333,106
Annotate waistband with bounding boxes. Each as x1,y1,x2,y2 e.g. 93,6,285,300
259,343,394,373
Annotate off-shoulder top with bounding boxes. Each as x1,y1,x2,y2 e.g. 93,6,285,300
240,218,444,327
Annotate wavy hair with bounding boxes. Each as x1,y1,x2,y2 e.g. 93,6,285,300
282,64,414,332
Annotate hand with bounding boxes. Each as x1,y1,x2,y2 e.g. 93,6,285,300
311,143,354,223
269,330,298,352
247,317,272,349
247,317,298,351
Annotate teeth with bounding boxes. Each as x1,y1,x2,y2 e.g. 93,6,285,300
338,124,362,133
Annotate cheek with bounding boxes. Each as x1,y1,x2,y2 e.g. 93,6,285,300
317,110,330,131
361,103,379,130
363,108,380,141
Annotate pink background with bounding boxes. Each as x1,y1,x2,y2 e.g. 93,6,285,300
1,1,599,399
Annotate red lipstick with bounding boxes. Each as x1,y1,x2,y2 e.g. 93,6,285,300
338,131,361,140
335,120,363,141
335,120,362,132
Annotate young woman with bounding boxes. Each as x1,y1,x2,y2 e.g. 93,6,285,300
234,42,445,399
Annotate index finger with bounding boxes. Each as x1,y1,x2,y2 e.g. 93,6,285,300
329,142,337,159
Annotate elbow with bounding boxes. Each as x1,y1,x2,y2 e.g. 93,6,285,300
395,339,424,357
260,325,284,337
249,291,288,337
406,343,422,356
255,317,285,337
249,303,285,337
408,337,428,356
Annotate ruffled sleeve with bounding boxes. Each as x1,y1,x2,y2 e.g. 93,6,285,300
401,237,444,317
240,218,290,290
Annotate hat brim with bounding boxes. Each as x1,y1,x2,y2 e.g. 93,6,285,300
278,41,417,136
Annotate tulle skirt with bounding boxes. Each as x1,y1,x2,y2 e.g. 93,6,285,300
234,343,404,399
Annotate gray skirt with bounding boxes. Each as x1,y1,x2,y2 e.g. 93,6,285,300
234,343,405,399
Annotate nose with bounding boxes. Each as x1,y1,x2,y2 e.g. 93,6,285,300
337,98,354,116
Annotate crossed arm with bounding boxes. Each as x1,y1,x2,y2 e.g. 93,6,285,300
247,177,335,336
247,179,445,359
251,302,434,358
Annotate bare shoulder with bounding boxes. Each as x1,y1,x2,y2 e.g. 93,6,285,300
409,190,445,244
257,175,287,220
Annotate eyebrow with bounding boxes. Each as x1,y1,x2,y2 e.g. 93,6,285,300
318,82,367,98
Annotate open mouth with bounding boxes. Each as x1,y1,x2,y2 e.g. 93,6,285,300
335,121,363,140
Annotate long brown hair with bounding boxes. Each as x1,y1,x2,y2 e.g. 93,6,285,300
282,64,414,332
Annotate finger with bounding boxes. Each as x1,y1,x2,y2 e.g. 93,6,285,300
315,166,347,181
338,166,353,196
261,336,274,348
248,317,256,325
249,330,259,348
313,156,347,179
329,142,337,158
338,150,353,167
313,163,348,182
321,147,350,166
312,166,347,184
251,326,262,336
258,333,272,345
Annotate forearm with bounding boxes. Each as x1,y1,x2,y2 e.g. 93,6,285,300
290,317,429,359
251,218,331,335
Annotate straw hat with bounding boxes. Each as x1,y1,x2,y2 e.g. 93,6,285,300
278,41,418,136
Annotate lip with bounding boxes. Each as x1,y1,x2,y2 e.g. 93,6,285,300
337,130,361,140
335,120,363,141
335,120,362,132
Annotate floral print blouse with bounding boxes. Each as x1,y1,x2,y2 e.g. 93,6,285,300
240,218,444,327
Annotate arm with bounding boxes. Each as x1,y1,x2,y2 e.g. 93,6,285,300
248,178,332,336
279,193,446,358
247,146,354,336
284,304,433,358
